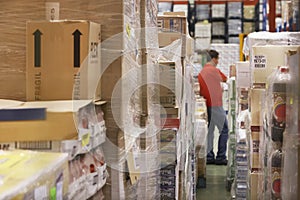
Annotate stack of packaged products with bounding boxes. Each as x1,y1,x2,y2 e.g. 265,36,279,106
235,89,250,199
226,74,237,191
160,127,178,199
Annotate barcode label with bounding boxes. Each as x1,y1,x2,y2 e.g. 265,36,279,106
253,55,266,68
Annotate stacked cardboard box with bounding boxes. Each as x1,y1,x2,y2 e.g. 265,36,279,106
26,20,101,101
226,77,237,191
160,128,178,199
159,61,176,109
246,32,300,199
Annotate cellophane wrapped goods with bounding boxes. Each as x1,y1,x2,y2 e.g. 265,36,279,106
0,150,69,199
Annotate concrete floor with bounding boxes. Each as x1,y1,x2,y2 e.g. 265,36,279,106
196,164,232,200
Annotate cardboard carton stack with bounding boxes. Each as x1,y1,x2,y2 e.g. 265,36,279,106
233,61,251,199
26,20,101,101
0,1,144,199
246,32,300,199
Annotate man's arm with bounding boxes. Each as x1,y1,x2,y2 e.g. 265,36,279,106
218,69,227,82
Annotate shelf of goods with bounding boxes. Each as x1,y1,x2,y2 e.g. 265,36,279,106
231,32,300,199
0,99,108,199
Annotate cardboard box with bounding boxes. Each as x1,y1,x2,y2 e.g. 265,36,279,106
26,20,101,101
161,107,179,118
251,45,300,86
158,13,187,34
158,32,193,58
195,37,211,51
0,100,92,142
159,62,176,108
236,61,251,88
250,88,265,126
195,22,211,38
158,32,182,48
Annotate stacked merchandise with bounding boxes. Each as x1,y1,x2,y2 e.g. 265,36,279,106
249,88,265,200
235,90,251,200
244,32,300,199
243,5,256,34
0,100,108,199
226,66,237,191
194,22,211,51
259,0,268,31
281,48,300,200
227,2,242,44
233,61,251,199
158,2,172,15
0,150,69,199
173,4,188,16
179,56,208,199
0,0,144,199
160,120,180,199
211,3,226,44
182,64,198,200
196,4,210,21
159,61,177,112
156,11,196,199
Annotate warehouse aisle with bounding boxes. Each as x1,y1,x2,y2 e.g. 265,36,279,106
196,165,231,200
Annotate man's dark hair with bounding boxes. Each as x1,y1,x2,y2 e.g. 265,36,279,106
207,49,219,60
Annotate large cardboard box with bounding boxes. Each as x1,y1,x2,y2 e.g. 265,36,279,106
158,32,182,48
251,45,300,86
236,61,251,88
158,12,187,34
0,100,91,142
26,20,101,101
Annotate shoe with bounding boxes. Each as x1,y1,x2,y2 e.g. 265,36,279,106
215,159,228,165
196,177,206,188
206,158,215,165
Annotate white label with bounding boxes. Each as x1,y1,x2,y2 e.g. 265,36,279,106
45,2,60,20
132,143,140,170
56,181,63,200
34,185,48,200
254,55,266,68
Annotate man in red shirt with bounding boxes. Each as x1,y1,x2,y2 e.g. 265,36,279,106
198,50,228,165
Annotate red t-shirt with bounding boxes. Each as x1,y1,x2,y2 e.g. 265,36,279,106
198,63,227,107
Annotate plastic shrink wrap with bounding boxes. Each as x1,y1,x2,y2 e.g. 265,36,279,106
0,150,68,199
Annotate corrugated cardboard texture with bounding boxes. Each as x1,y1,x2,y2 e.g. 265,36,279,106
26,20,101,100
0,0,127,100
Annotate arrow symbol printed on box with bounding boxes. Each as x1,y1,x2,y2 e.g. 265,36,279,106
33,29,42,67
73,29,82,68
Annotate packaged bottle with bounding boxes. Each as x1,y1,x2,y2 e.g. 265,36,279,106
271,66,290,144
271,149,282,200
